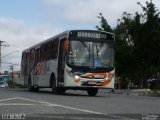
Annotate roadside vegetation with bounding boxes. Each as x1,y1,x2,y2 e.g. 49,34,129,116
96,0,160,89
6,80,26,88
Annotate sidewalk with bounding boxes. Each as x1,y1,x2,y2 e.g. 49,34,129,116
100,89,160,97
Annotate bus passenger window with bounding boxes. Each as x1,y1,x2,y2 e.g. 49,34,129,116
51,40,58,59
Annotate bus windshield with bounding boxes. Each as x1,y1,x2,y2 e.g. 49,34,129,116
67,39,114,68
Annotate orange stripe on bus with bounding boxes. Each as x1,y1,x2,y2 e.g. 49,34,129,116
81,72,112,78
74,79,80,83
101,80,111,86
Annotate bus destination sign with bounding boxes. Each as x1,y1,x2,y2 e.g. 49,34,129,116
77,32,107,39
69,31,114,40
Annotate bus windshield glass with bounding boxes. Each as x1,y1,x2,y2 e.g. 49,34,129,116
67,39,114,68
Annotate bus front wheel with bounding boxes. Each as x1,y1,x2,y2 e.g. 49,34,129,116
87,88,98,96
56,87,66,94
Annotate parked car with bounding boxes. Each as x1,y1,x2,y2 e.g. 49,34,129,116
0,81,8,88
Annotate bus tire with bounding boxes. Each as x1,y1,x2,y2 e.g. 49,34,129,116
28,76,34,92
87,88,98,96
56,87,66,94
50,73,56,93
34,86,39,92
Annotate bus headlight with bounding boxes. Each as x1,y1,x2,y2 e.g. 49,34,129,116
74,75,80,80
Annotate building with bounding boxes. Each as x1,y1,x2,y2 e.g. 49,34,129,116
0,71,20,82
13,71,20,81
0,71,11,82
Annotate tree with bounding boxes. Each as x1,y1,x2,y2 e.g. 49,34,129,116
133,1,160,88
96,13,113,32
96,0,160,88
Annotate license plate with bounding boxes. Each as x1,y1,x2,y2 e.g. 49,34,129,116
88,81,97,85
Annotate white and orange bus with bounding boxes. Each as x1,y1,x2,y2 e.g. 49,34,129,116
20,30,115,96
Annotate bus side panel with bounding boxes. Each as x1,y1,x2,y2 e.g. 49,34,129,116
35,59,58,87
34,39,59,88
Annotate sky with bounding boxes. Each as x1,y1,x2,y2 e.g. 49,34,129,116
0,0,160,72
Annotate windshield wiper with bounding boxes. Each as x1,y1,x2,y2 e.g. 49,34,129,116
96,44,99,59
80,41,91,59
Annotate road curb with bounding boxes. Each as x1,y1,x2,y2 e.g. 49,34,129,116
99,89,160,97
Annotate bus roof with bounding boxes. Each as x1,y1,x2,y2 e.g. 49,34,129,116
22,30,114,53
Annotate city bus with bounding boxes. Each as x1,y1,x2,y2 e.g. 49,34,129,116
20,30,115,96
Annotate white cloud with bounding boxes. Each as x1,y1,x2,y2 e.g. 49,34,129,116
42,0,78,6
1,0,160,72
42,0,160,26
64,0,146,25
0,17,62,72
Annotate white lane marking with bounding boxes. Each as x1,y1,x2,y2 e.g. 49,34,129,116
16,97,103,114
0,97,102,114
0,97,60,107
0,103,35,106
0,97,138,120
0,97,137,119
16,97,60,106
52,104,103,114
0,97,18,102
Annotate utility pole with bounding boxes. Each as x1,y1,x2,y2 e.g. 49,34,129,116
0,40,9,74
10,65,14,87
0,41,4,74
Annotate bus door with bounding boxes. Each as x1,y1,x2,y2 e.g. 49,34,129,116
57,37,66,86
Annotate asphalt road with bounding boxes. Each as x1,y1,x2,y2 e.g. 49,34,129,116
0,88,159,120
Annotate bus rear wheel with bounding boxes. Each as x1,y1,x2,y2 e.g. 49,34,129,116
28,76,34,91
50,73,57,93
87,88,98,96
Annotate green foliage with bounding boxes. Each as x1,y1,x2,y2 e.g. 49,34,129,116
6,80,16,87
6,80,26,88
96,13,113,32
14,83,26,88
96,0,160,88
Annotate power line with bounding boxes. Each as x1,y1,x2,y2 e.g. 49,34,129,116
1,51,19,58
1,62,20,66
